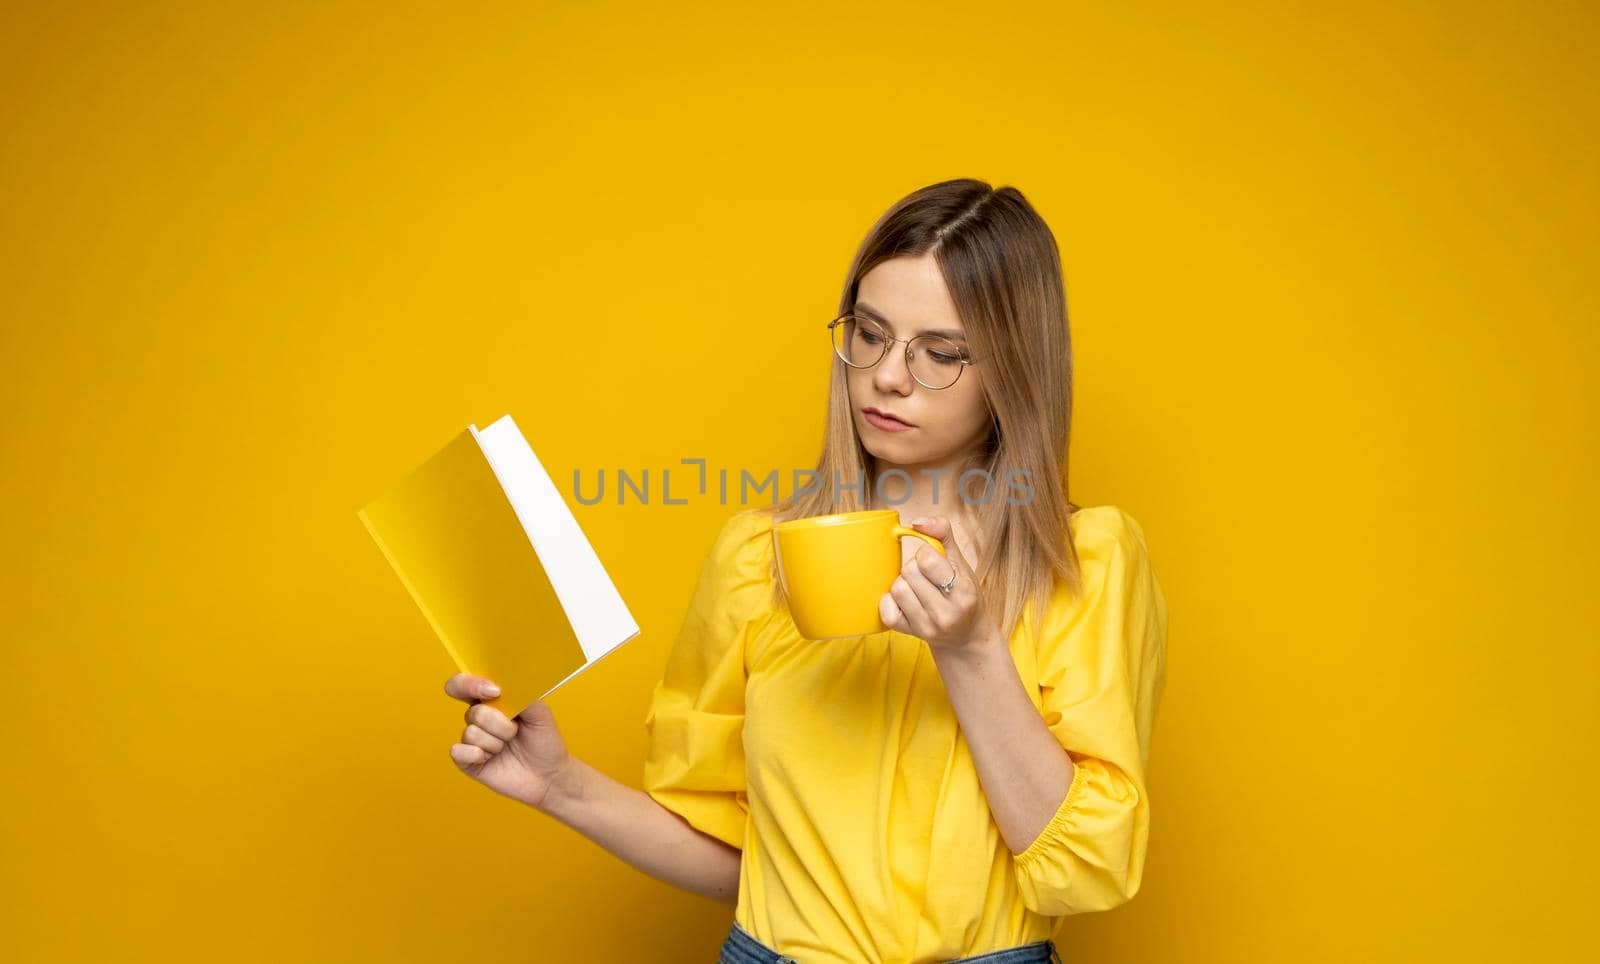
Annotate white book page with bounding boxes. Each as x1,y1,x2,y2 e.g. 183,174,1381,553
537,627,638,700
470,414,641,666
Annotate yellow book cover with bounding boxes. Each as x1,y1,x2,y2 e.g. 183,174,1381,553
357,413,638,719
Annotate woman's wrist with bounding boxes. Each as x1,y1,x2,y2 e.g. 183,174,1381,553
533,754,589,818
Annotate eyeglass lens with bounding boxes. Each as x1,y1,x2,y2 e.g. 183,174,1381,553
831,315,968,389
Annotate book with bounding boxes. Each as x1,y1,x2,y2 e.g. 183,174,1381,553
357,413,639,720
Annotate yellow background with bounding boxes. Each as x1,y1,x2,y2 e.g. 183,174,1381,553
2,1,1595,960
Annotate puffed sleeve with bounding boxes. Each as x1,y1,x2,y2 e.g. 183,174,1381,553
641,508,774,851
1010,506,1169,915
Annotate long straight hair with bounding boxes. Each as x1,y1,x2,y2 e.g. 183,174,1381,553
758,178,1084,645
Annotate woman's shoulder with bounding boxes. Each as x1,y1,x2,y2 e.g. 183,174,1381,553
710,505,778,551
1040,504,1159,615
1026,503,1165,651
700,506,779,581
1067,503,1152,560
676,508,782,641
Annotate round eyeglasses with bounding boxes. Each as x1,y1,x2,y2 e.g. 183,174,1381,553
827,312,982,391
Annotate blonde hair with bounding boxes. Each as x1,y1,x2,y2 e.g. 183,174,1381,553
755,177,1084,645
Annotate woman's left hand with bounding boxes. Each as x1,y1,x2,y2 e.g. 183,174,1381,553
880,515,1002,656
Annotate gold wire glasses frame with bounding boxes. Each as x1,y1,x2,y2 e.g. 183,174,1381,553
827,312,984,390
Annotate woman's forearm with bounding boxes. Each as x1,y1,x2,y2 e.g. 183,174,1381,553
932,635,1075,856
533,756,742,907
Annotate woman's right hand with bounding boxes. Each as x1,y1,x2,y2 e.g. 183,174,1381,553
443,673,574,811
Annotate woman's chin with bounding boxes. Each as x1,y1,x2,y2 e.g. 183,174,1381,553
862,438,921,462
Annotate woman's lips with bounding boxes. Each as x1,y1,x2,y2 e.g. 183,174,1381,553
863,408,914,432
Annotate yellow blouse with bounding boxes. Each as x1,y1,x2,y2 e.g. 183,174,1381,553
642,504,1168,962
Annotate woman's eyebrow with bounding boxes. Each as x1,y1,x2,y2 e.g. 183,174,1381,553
853,301,967,341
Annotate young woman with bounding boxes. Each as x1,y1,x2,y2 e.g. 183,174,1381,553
444,178,1169,963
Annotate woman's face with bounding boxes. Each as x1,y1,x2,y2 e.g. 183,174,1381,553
846,253,992,472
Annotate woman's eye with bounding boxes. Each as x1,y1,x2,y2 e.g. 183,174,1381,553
858,331,884,345
927,351,959,364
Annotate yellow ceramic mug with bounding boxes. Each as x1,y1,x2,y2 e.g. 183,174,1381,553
772,509,948,640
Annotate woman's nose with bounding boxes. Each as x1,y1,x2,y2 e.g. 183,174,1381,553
872,346,914,392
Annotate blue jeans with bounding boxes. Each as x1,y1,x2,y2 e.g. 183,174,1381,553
718,920,1063,963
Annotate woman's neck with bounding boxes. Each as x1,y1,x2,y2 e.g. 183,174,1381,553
866,458,983,532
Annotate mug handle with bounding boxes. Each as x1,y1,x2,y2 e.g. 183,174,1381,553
894,526,947,556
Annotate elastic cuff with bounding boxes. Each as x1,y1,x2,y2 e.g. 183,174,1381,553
1013,757,1088,870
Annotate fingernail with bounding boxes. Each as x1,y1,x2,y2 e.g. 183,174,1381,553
912,517,932,525
482,683,500,697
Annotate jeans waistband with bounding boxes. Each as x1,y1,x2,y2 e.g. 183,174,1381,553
719,920,1063,963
